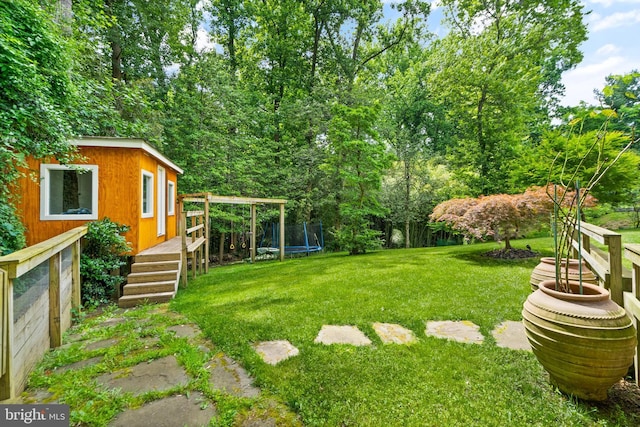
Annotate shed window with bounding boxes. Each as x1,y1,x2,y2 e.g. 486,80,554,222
40,164,98,221
167,180,175,216
142,170,154,218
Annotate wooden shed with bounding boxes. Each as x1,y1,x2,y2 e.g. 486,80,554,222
15,137,183,255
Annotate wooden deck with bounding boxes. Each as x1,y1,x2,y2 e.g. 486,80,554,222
136,236,182,257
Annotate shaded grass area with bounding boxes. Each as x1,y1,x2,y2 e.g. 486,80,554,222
172,238,638,426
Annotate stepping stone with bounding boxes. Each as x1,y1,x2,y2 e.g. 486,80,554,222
491,321,531,351
167,324,201,338
54,356,103,374
314,325,372,346
96,355,189,395
207,354,260,398
85,338,119,351
254,340,299,365
109,391,217,427
99,317,127,328
372,323,417,344
20,389,58,404
425,320,484,344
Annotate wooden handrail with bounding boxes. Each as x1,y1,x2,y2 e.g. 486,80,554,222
0,226,88,279
570,221,625,305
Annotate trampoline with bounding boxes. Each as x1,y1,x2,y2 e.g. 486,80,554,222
259,222,324,255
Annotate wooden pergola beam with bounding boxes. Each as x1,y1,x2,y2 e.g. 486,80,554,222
180,193,287,262
207,195,288,205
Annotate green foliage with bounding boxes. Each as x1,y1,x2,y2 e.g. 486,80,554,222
323,103,392,254
0,0,77,249
512,128,640,205
0,201,26,255
80,218,131,307
430,0,587,195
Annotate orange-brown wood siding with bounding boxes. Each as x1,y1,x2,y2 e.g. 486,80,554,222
166,169,178,238
15,146,179,255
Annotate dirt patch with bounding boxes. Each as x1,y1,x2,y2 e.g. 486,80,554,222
590,379,640,422
483,248,538,259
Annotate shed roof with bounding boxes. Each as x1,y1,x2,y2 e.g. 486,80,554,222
70,137,184,174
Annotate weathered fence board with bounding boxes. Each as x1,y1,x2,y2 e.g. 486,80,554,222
0,226,86,401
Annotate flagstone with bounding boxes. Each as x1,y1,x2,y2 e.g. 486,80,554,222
254,340,299,365
425,320,484,344
372,322,417,344
491,321,531,351
208,353,260,397
314,325,372,346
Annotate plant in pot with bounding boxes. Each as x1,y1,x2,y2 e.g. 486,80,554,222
522,119,637,401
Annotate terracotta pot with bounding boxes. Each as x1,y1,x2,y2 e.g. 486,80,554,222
522,280,636,401
530,257,598,292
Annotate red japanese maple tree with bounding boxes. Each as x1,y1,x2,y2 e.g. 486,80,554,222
430,186,593,250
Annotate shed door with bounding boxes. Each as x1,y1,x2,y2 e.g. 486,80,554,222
157,165,166,237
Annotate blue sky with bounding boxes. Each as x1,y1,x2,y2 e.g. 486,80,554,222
384,0,640,107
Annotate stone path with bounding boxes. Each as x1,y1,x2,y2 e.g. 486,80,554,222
19,305,298,427
20,304,530,426
253,319,531,365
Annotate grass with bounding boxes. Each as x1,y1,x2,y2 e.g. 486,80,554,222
25,304,299,426
171,237,639,426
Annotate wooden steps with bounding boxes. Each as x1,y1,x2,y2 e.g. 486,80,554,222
118,251,181,308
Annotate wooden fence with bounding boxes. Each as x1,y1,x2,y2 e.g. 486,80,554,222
570,221,638,385
623,244,640,386
0,226,86,401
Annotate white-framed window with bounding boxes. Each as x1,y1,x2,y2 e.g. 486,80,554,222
40,164,98,221
167,180,175,216
141,170,154,218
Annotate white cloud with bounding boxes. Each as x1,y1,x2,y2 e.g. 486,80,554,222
589,9,640,31
588,0,640,7
596,43,621,55
561,56,632,105
195,28,215,53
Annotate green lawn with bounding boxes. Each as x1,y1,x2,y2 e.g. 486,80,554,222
172,237,638,426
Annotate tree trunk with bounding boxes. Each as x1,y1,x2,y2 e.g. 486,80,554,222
56,0,73,33
218,232,225,265
404,159,411,248
111,40,123,80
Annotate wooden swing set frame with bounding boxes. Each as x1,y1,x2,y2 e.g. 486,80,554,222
178,193,287,284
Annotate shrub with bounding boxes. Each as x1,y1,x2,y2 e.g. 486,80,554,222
80,218,131,307
0,201,26,255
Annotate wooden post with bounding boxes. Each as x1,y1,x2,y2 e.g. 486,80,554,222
250,203,257,263
71,239,81,310
49,253,61,348
634,263,640,386
204,194,210,273
279,203,285,262
180,197,187,287
0,268,11,401
609,235,623,305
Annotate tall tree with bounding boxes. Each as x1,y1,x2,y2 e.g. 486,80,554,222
379,48,452,247
322,103,392,254
431,0,587,195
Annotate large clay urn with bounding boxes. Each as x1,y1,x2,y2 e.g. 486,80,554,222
530,257,597,292
522,280,636,401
